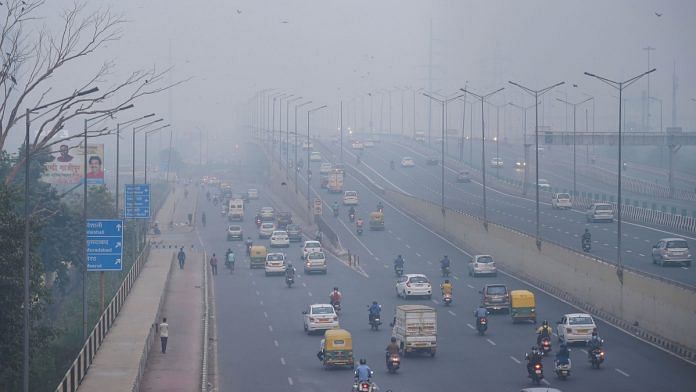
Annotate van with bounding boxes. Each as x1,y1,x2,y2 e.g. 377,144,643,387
228,198,244,221
480,284,510,312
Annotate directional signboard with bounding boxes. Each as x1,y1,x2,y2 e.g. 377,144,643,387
87,219,124,271
125,184,151,219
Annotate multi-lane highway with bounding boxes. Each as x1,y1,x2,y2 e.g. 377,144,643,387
311,138,696,288
200,143,695,391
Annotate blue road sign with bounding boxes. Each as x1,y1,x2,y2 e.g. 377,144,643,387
125,184,151,219
87,219,124,271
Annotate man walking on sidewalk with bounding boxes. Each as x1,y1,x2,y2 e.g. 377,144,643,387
177,247,186,269
210,253,218,276
159,317,169,353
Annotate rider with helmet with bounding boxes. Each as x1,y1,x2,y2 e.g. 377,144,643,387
385,337,400,365
393,255,404,272
329,287,342,307
368,301,382,323
354,359,373,383
536,320,553,345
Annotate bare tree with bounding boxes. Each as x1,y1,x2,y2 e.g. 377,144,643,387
0,0,181,185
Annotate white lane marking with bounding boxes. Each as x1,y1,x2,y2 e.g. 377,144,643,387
510,356,521,364
431,299,439,304
415,252,422,257
405,244,411,248
302,282,307,287
268,325,273,332
384,264,389,269
626,250,632,253
615,368,630,377
252,281,256,286
263,311,268,318
274,340,279,347
375,256,381,261
639,253,646,257
288,377,294,386
388,229,393,233
308,291,313,297
453,275,460,280
486,338,496,346
396,236,402,241
280,357,286,365
581,349,588,354
259,300,264,306
256,290,260,296
448,310,457,316
466,323,475,330
682,267,690,270
541,379,551,386
426,260,432,264
467,284,475,289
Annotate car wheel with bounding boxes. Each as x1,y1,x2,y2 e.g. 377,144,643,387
396,288,401,298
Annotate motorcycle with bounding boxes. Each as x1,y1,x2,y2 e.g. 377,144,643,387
332,301,341,314
442,293,452,306
589,348,605,369
394,265,404,277
255,217,262,228
357,225,363,235
333,208,339,217
387,353,401,373
582,239,591,252
352,380,374,392
529,362,544,385
476,317,488,335
349,212,355,222
441,266,451,277
245,242,252,256
285,275,294,288
369,314,381,331
539,337,552,355
554,359,572,380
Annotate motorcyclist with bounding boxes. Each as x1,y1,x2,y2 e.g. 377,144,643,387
329,287,342,307
285,263,296,278
555,343,571,366
206,190,211,201
587,330,603,359
536,320,553,345
441,279,453,296
354,359,372,383
377,201,383,212
393,255,405,273
201,212,206,227
526,346,543,376
385,337,400,366
356,218,364,228
245,237,253,255
368,301,381,324
474,304,488,325
348,206,356,217
332,201,339,215
440,255,451,274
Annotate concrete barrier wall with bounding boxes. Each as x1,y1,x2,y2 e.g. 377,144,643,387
384,189,696,354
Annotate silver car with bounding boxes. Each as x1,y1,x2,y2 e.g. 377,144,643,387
468,255,497,277
586,203,614,223
652,238,692,267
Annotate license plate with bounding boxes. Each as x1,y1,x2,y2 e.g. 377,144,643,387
535,370,541,374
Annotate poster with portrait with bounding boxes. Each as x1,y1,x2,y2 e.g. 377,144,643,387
43,143,105,185
83,144,105,185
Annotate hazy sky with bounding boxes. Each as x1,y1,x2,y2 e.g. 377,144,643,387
10,0,696,153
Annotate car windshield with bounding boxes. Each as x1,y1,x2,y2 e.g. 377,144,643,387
308,253,324,260
486,286,507,295
306,241,320,248
267,254,284,261
477,256,493,264
312,306,334,315
557,193,570,199
595,204,612,211
409,276,429,284
569,316,594,325
262,224,274,229
345,192,357,197
666,240,688,248
228,226,241,231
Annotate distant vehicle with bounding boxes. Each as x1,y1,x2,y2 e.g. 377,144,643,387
535,179,551,190
303,304,339,334
490,157,504,167
328,169,344,193
586,203,614,223
363,140,374,148
468,255,497,277
302,240,322,259
333,163,346,173
247,189,259,199
258,222,276,239
264,252,287,276
391,305,437,357
276,212,292,229
551,193,572,209
319,162,332,174
395,274,432,299
556,313,596,344
302,141,314,150
652,238,692,267
270,230,290,248
304,251,327,274
320,175,329,189
227,199,244,221
515,161,526,170
414,131,426,142
426,157,439,165
480,284,510,312
310,151,322,161
401,157,415,167
456,170,471,183
342,190,359,206
259,206,275,221
286,224,302,242
351,141,364,150
226,225,243,241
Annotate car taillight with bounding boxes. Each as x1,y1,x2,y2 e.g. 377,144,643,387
309,317,316,322
333,316,338,321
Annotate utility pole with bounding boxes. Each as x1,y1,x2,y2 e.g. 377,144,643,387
643,46,656,131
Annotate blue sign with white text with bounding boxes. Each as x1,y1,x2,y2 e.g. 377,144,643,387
87,219,124,271
124,184,151,219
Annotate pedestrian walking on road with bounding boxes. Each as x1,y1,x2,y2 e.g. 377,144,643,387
210,253,218,276
159,317,169,353
177,247,186,269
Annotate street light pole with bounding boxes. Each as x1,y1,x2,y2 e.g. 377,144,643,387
557,97,592,197
585,68,656,280
144,125,171,184
278,94,293,164
133,119,164,184
116,114,156,215
286,96,302,175
294,101,312,192
461,87,505,230
508,102,536,195
307,105,328,220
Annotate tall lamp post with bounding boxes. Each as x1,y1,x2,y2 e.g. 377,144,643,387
294,101,312,190
489,101,506,177
116,113,155,214
423,92,464,214
286,96,302,173
132,119,164,184
306,105,328,219
584,68,656,280
278,94,294,164
461,87,505,229
23,86,99,392
508,102,536,195
412,88,424,138
556,97,592,197
508,80,565,249
144,124,171,183
458,83,468,162
272,93,290,163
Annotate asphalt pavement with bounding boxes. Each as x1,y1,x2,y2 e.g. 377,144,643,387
201,143,696,391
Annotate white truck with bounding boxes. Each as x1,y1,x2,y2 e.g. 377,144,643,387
391,305,437,357
227,198,244,221
327,169,344,193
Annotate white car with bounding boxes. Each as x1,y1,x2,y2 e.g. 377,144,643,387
363,140,374,148
304,251,327,274
536,179,551,190
468,255,497,277
303,304,339,334
342,190,359,206
264,253,286,276
258,222,276,239
319,162,332,174
302,141,314,150
551,193,572,209
302,240,322,259
586,203,614,222
395,274,432,299
310,151,322,161
400,157,415,167
351,141,364,150
247,188,259,199
490,157,504,167
270,230,290,247
557,313,597,344
259,206,275,220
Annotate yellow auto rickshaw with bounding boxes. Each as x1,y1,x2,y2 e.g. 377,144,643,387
369,211,384,231
510,289,536,323
249,245,267,269
320,329,354,369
